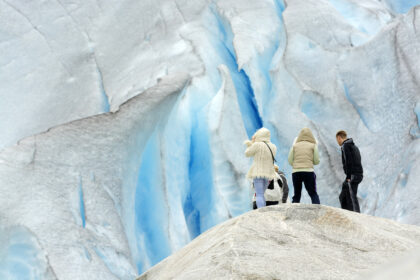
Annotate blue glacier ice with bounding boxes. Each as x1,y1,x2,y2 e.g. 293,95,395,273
385,0,420,13
0,227,54,280
79,177,86,228
134,131,172,271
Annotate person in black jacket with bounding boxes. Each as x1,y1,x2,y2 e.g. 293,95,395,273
336,130,363,213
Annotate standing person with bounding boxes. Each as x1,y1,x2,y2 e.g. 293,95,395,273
244,127,277,209
336,130,363,213
288,127,320,204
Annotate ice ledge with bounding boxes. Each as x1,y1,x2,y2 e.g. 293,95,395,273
0,72,190,280
138,204,420,280
0,72,191,165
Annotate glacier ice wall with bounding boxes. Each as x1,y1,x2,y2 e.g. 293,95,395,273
0,0,420,278
0,74,189,279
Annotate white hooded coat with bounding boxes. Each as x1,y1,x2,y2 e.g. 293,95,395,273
244,128,277,180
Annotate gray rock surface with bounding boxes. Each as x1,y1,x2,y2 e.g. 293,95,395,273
138,204,420,280
361,249,420,280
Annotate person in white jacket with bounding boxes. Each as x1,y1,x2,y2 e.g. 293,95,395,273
244,127,277,208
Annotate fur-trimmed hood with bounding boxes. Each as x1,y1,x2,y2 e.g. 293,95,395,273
253,127,271,142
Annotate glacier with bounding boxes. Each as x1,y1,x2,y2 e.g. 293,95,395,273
0,0,420,279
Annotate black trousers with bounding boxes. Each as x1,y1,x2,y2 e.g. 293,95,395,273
292,172,320,204
339,174,363,213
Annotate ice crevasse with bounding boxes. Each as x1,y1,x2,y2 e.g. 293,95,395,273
0,0,420,279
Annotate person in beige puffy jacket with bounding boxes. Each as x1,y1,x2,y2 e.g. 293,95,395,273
244,127,277,208
288,127,321,204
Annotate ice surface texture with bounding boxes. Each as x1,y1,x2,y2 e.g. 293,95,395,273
0,74,189,279
0,0,420,278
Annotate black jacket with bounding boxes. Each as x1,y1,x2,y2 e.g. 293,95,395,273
341,138,363,180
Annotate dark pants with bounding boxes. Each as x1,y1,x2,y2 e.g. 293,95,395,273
339,174,363,213
292,172,320,204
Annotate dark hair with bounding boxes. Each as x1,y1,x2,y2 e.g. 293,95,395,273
336,130,347,138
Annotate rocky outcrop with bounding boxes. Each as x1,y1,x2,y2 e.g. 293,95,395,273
360,249,420,280
138,204,420,280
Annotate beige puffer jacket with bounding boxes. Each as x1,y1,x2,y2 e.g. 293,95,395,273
244,128,277,180
290,127,319,170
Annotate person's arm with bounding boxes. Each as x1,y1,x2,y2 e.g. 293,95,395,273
280,174,289,203
245,143,258,157
288,147,294,166
313,145,320,165
244,140,252,147
343,144,353,180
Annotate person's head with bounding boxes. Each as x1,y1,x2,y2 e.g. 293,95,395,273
253,127,271,142
336,130,347,146
296,127,316,144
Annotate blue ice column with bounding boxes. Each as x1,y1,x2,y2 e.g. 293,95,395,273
183,110,218,238
134,131,171,272
210,8,263,138
78,176,86,228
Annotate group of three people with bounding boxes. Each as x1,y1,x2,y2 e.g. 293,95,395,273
245,127,363,212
